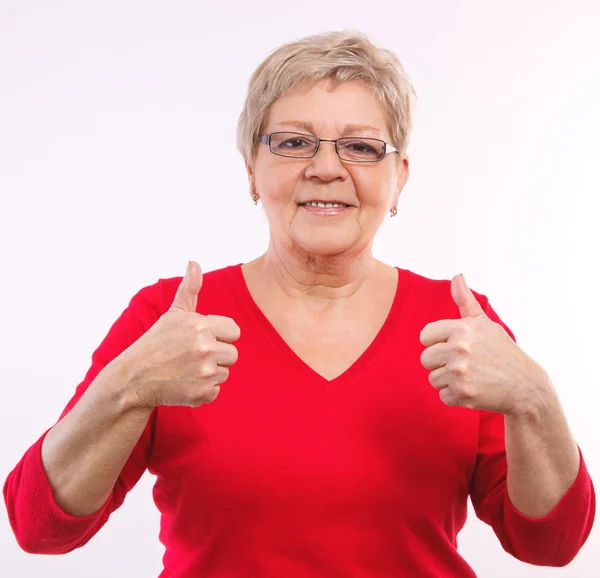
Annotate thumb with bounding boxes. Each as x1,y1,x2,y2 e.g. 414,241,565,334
169,261,203,313
451,273,486,319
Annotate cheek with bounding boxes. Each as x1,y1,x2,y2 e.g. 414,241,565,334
354,174,393,208
259,166,301,204
257,172,303,227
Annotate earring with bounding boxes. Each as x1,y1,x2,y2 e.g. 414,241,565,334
390,207,397,217
252,193,259,205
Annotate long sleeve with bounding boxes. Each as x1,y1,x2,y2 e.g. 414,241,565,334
3,283,162,554
470,409,595,566
468,298,596,566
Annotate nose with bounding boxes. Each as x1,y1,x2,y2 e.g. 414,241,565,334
304,141,348,181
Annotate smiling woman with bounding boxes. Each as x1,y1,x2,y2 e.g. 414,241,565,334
246,78,408,260
3,29,595,578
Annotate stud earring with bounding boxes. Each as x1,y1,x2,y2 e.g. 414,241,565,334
252,193,259,205
390,207,397,217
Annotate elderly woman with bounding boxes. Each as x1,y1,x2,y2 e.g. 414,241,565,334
4,30,595,577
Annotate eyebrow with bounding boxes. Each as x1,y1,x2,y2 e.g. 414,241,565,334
275,120,382,136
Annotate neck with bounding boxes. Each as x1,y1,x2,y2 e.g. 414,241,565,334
249,241,382,303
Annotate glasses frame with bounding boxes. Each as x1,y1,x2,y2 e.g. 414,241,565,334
259,131,398,163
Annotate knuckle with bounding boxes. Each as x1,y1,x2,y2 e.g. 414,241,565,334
194,338,213,357
189,387,214,407
456,323,472,339
453,341,472,356
448,358,468,376
193,329,216,354
198,360,217,378
458,384,476,399
197,322,216,340
457,387,477,408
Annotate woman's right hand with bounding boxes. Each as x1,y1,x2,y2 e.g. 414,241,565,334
117,261,241,409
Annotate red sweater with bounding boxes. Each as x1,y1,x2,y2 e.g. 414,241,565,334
4,264,596,577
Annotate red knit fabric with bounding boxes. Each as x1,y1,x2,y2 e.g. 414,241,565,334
4,264,595,577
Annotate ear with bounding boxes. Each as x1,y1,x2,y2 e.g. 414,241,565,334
245,160,256,197
245,160,254,183
394,155,410,205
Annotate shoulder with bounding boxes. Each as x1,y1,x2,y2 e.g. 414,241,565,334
397,266,514,339
396,266,491,313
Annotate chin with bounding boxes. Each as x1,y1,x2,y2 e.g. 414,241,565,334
294,237,357,258
288,224,363,257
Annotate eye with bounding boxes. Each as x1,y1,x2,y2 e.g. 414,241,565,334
280,137,312,149
338,139,383,161
345,140,377,154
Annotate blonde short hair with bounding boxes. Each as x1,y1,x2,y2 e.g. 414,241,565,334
236,30,416,167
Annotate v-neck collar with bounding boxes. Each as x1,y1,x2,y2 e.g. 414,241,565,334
229,263,410,391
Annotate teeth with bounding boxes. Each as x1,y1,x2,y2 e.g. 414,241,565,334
305,202,347,208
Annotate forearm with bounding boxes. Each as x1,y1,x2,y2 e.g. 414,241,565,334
41,359,153,517
504,372,581,518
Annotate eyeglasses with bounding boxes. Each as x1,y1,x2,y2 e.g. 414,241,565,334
258,131,398,163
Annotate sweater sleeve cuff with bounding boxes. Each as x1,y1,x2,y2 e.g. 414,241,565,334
20,429,111,549
502,445,595,561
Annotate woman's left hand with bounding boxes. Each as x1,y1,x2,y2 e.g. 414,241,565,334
419,274,551,415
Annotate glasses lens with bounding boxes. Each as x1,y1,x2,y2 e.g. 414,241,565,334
269,132,318,158
337,138,385,161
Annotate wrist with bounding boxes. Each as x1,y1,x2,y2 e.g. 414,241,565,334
505,367,558,422
97,357,155,417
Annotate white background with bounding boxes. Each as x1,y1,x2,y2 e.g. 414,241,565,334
1,0,598,576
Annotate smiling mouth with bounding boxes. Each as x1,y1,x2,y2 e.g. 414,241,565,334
299,201,352,208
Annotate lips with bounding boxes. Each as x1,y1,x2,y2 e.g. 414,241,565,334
299,201,352,207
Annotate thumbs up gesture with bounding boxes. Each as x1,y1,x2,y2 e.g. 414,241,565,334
122,261,241,409
169,260,204,313
419,274,549,416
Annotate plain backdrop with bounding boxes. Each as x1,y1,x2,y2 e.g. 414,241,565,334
1,0,598,576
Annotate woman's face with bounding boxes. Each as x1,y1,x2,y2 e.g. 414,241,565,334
247,79,409,259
